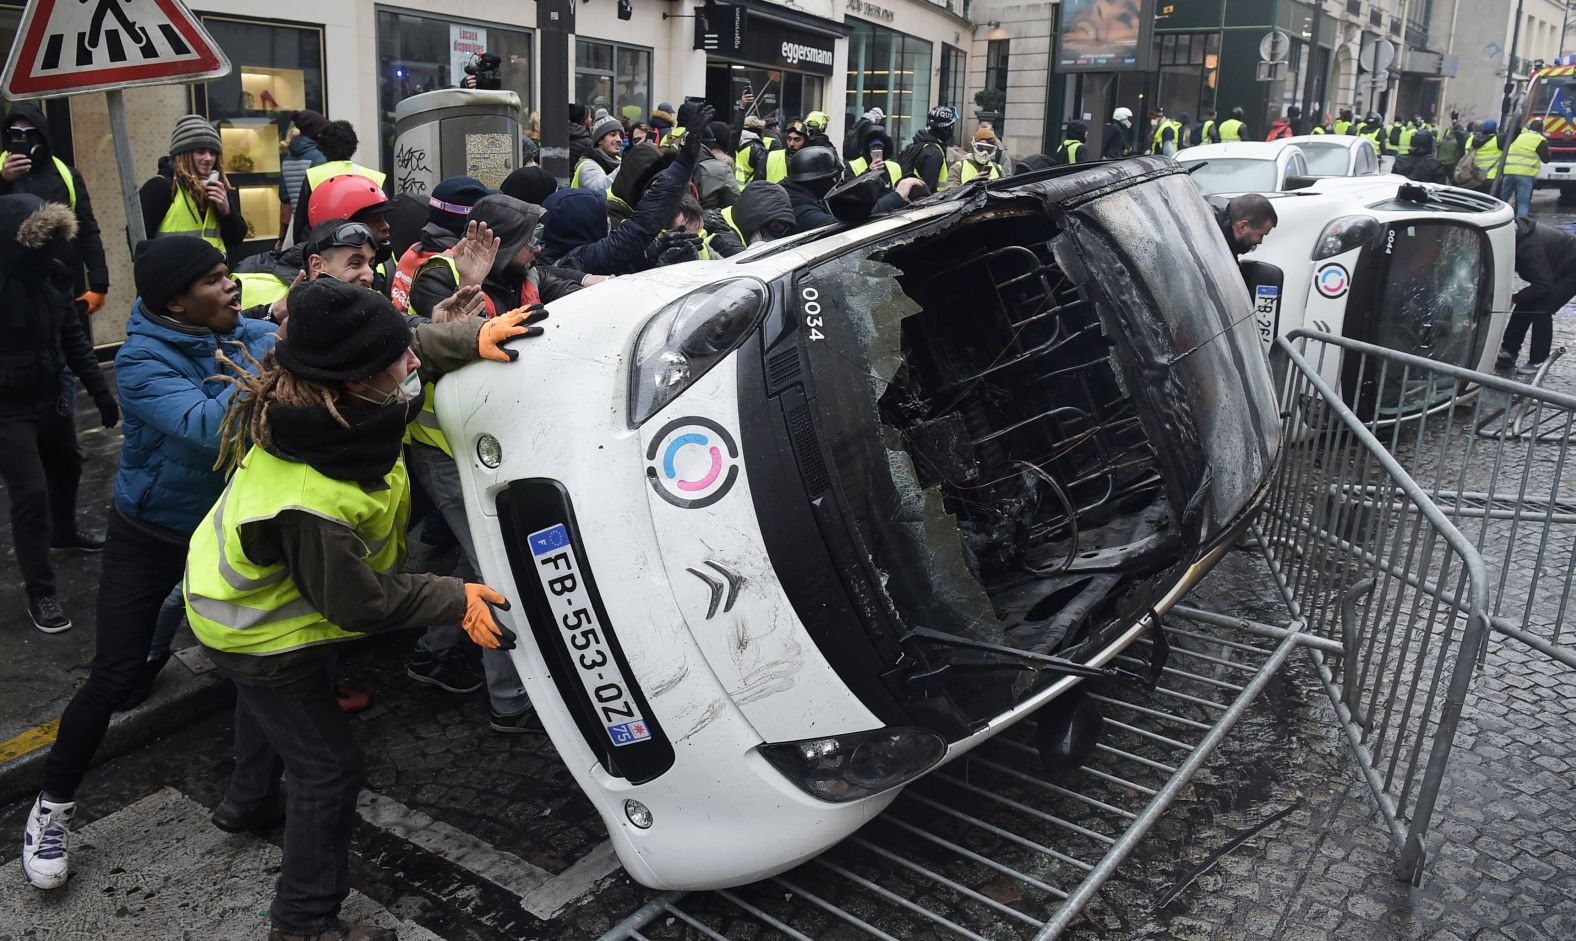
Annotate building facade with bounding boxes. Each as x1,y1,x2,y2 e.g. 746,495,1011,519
0,0,974,348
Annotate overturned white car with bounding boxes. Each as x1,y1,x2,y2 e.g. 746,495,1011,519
437,157,1282,890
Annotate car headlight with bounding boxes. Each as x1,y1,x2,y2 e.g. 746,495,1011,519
760,727,948,803
1311,214,1380,260
628,278,769,427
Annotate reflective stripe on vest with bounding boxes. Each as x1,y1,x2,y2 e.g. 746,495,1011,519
765,148,789,183
1504,130,1544,177
158,186,224,249
184,447,409,656
51,157,76,210
305,160,386,190
233,272,289,310
392,245,439,314
1474,138,1503,178
1217,118,1246,142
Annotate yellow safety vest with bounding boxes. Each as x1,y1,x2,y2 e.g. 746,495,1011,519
848,156,902,184
702,206,749,256
1151,119,1181,152
734,137,780,184
1200,120,1216,143
1397,125,1416,151
1333,119,1352,135
1311,125,1327,135
305,160,386,190
402,253,465,456
571,155,619,189
954,160,1003,187
1055,140,1084,164
1216,118,1246,142
185,446,409,657
1504,130,1544,177
764,148,789,184
1473,137,1503,179
49,157,76,210
233,272,290,310
158,185,224,250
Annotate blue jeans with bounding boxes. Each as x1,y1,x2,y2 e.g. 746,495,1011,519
1503,174,1536,217
407,442,531,714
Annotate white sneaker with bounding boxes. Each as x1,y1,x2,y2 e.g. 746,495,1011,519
21,795,74,889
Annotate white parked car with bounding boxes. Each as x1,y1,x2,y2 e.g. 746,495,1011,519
437,158,1282,890
1175,141,1310,195
1281,134,1383,178
1236,175,1513,417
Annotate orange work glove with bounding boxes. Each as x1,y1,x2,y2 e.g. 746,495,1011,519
77,291,107,315
478,304,549,362
462,583,517,649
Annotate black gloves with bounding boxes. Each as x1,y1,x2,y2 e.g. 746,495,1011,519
92,390,120,428
676,98,713,131
648,230,704,266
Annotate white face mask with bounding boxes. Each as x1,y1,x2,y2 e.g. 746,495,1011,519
351,369,422,407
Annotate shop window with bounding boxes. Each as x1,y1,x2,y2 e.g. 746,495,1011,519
846,19,934,144
938,44,966,112
576,39,652,126
1154,31,1220,127
194,16,325,249
985,40,1010,96
376,9,534,174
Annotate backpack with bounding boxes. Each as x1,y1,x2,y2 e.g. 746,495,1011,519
1453,150,1486,188
895,139,945,180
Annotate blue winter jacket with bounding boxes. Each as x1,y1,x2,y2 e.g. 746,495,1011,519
112,301,278,534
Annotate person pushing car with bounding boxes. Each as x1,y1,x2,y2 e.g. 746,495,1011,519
182,278,543,941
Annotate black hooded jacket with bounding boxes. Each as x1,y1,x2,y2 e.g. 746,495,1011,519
0,194,108,416
568,122,594,164
783,181,836,232
0,103,110,295
1512,217,1576,310
703,181,796,257
906,128,950,190
408,194,582,318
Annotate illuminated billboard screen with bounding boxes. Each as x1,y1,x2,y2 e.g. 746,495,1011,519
1056,0,1156,72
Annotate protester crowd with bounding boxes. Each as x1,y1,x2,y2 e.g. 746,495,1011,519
4,57,1569,939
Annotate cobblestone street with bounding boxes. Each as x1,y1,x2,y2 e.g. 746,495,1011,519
1,194,1574,941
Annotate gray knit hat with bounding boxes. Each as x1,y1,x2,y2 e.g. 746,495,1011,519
590,115,624,146
169,114,221,157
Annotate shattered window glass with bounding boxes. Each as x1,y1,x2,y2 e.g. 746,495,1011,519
1363,223,1491,415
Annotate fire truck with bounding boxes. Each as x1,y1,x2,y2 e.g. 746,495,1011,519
1523,61,1576,201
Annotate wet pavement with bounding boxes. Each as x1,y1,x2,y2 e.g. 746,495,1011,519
1,191,1574,940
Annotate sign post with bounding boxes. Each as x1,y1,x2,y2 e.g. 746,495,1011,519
2,0,230,254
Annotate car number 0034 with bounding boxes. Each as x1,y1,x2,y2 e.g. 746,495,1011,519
527,524,652,746
802,286,825,341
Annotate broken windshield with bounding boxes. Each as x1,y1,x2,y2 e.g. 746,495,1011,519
790,170,1279,716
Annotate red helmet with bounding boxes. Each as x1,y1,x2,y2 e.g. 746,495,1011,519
307,173,391,228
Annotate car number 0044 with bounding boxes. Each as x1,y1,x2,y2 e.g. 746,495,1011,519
527,524,652,746
802,286,825,341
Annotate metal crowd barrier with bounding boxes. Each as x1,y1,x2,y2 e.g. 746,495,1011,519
1256,332,1493,885
1278,333,1576,670
601,329,1572,937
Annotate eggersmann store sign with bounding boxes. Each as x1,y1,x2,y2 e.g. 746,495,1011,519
735,15,837,75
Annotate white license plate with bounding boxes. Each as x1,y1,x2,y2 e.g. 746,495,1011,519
527,524,651,747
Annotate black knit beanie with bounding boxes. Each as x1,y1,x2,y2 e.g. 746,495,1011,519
274,278,412,383
134,237,226,315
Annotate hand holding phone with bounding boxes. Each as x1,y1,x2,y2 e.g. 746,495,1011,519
204,170,230,215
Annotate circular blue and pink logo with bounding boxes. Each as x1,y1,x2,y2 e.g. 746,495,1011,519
1315,263,1350,299
645,417,741,509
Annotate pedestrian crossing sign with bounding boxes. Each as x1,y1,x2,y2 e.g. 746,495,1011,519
2,0,229,100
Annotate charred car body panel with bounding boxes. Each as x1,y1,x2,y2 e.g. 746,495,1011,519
437,157,1282,890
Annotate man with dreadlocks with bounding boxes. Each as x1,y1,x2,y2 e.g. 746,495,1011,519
23,236,278,892
182,277,540,941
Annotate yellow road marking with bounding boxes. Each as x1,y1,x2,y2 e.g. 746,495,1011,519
0,719,61,763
